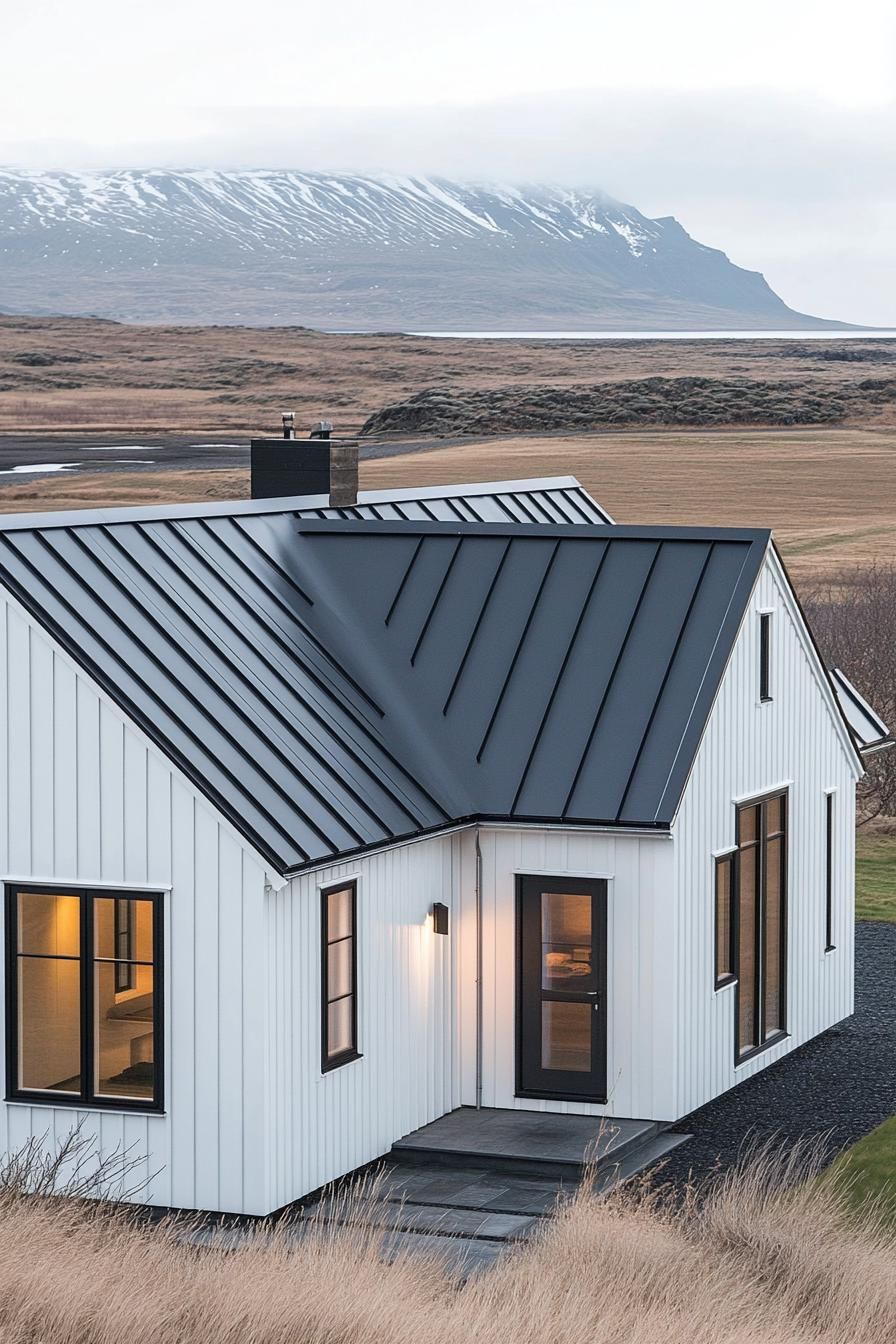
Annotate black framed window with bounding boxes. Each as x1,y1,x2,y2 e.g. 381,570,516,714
715,853,736,988
825,792,835,952
759,612,772,702
321,881,359,1072
734,792,787,1061
5,885,163,1111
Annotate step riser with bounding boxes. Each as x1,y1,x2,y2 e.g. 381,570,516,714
391,1120,665,1181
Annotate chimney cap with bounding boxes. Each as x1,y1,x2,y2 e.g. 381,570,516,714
310,419,334,439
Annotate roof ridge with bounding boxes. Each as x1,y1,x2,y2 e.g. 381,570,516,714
0,476,593,533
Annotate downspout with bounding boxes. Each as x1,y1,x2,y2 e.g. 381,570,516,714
475,826,483,1110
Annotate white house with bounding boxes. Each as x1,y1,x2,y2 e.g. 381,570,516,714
0,438,878,1216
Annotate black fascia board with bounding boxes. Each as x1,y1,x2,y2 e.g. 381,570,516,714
280,812,672,878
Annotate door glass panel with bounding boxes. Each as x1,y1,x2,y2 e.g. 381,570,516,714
18,957,81,1093
541,1001,591,1072
541,892,593,989
766,795,784,836
94,961,155,1100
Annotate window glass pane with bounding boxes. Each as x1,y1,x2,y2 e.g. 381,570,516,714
94,961,155,1100
715,858,732,980
327,996,354,1059
18,957,81,1092
541,1001,591,1072
764,837,784,1036
327,887,353,942
327,938,353,1001
541,891,593,989
95,897,153,962
738,805,759,847
766,795,784,836
738,847,758,1053
17,892,80,957
760,613,771,700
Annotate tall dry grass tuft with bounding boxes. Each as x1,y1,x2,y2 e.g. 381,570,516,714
0,1135,892,1344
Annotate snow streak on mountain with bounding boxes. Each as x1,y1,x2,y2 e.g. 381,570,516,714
0,169,828,330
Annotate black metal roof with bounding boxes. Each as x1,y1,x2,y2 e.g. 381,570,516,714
0,485,768,873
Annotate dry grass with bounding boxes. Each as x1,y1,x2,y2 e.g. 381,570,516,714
0,1137,894,1343
2,315,896,434
359,428,896,578
0,425,893,577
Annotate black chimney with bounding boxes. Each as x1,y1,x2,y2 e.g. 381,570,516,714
250,417,359,505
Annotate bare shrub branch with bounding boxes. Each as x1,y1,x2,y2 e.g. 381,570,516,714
802,563,896,823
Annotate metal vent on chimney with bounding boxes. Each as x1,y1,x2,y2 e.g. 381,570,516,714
251,415,359,506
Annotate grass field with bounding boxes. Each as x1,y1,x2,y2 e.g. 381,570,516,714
829,1118,896,1222
3,315,895,435
856,833,896,922
0,426,893,578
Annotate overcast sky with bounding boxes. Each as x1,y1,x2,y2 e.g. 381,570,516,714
4,0,895,324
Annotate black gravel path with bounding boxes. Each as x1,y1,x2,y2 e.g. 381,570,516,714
657,921,896,1188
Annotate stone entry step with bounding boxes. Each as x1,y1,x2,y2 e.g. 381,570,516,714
310,1190,539,1242
187,1112,690,1278
391,1106,684,1179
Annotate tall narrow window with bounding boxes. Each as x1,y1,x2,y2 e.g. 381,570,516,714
759,612,772,702
321,881,359,1072
5,886,162,1110
825,793,835,951
734,792,787,1061
715,854,736,988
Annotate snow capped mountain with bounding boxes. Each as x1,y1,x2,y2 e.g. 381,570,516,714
0,169,829,330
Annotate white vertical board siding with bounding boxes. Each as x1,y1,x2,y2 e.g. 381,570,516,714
671,550,859,1119
265,833,461,1211
0,589,270,1215
469,826,677,1121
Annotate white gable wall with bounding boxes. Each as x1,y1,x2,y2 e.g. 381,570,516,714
671,548,860,1118
0,588,271,1214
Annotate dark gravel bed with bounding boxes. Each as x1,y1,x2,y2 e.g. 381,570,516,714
655,921,896,1189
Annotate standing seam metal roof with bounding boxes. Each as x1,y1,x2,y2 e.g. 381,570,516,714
0,479,608,873
0,488,768,872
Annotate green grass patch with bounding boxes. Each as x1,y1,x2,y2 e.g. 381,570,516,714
827,1116,896,1222
856,832,896,922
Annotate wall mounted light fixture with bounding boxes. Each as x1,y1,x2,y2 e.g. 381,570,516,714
432,902,449,936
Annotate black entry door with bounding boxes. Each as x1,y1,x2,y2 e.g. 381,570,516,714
516,875,607,1101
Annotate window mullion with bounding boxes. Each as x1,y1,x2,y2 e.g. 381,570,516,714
80,892,92,1105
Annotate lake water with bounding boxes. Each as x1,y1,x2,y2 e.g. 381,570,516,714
413,329,896,341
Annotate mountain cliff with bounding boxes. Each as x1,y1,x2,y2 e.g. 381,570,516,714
0,169,838,331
